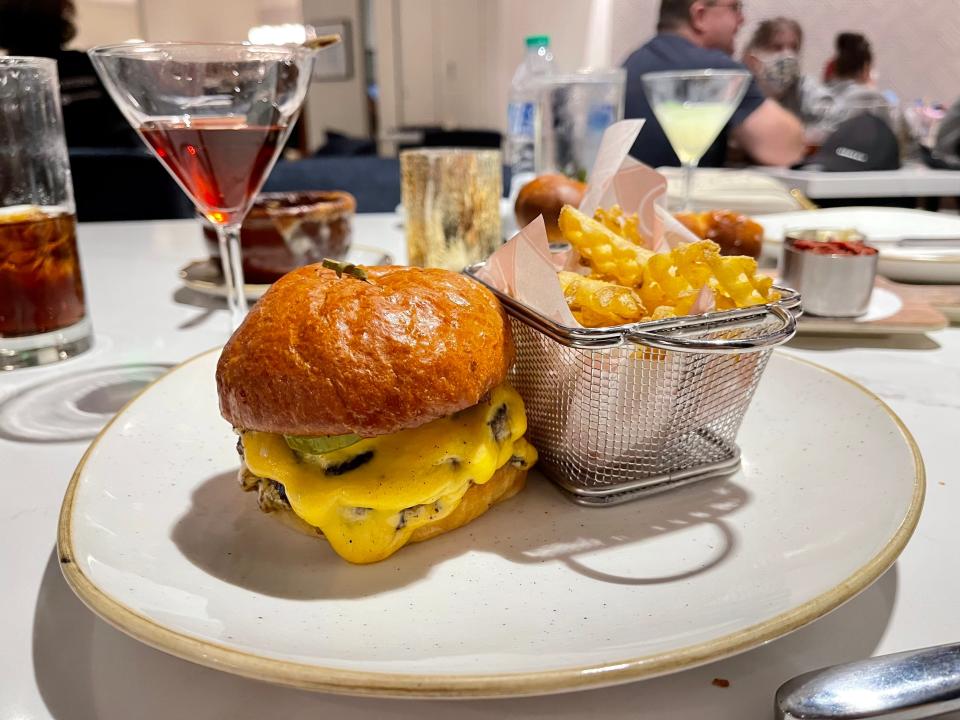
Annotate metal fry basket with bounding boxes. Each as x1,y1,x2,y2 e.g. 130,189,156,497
465,264,802,506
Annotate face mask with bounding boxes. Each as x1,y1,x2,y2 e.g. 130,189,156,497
756,51,800,96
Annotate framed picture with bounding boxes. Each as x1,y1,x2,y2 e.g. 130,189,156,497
309,18,353,81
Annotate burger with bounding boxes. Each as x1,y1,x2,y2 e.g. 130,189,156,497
215,263,537,564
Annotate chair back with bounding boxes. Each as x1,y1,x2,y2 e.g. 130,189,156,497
264,156,401,213
70,148,193,222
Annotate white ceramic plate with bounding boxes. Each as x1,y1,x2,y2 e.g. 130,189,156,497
757,207,960,283
179,245,394,300
58,350,923,698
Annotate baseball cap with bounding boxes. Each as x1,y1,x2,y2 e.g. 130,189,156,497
807,113,901,172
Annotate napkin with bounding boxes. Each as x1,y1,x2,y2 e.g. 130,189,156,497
477,119,709,326
475,216,578,326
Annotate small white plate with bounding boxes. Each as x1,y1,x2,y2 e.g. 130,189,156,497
757,207,960,284
853,286,903,322
793,286,902,335
58,350,923,698
179,245,394,300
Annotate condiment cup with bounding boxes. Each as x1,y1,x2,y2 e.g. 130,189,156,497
780,229,878,317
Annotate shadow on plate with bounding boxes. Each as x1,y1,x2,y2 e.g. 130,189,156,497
787,334,941,351
170,469,749,600
0,364,172,443
32,544,907,719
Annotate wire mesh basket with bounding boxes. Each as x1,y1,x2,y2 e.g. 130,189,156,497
465,264,802,506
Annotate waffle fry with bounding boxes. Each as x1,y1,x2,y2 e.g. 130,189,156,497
558,271,646,327
593,205,646,247
556,203,778,326
558,205,653,286
641,240,779,315
705,252,777,310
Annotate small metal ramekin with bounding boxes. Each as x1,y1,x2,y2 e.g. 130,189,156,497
780,229,878,317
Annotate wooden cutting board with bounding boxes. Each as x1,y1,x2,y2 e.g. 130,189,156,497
894,282,960,323
796,277,949,335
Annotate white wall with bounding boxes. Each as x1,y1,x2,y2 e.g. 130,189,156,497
395,0,438,127
70,0,142,48
374,0,590,139
386,0,498,128
487,0,595,133
259,0,303,25
301,0,370,148
140,0,259,41
71,0,304,48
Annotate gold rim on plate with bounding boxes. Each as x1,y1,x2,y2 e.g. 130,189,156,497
56,349,925,698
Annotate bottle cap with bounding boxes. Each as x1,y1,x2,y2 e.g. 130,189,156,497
525,35,550,48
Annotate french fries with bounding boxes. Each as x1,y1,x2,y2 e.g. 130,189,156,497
557,204,778,327
593,205,646,247
558,206,653,287
558,271,646,327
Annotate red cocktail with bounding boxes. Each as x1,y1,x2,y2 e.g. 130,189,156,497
89,42,321,328
140,120,284,224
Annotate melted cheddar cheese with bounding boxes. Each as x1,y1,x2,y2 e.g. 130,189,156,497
241,383,536,564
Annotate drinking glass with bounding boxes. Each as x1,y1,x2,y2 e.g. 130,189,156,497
535,69,626,182
88,42,317,328
0,57,93,370
641,69,750,211
400,148,502,270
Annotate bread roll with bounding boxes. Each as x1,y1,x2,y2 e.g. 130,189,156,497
515,174,587,242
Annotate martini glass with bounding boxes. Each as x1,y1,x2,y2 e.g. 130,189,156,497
89,42,317,328
641,69,750,211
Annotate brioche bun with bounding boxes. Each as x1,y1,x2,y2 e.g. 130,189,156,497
514,174,587,241
216,264,514,437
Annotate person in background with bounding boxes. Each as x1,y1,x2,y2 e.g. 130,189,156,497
807,32,893,144
827,32,887,116
622,0,805,168
741,18,831,127
932,98,960,169
0,0,137,148
822,57,837,84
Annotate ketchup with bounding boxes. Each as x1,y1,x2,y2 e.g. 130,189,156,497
791,239,878,256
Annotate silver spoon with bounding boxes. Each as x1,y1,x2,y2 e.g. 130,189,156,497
776,643,960,719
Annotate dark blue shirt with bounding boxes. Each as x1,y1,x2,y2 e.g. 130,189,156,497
622,33,765,167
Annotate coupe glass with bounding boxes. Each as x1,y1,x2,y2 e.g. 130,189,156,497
641,69,750,211
89,42,316,328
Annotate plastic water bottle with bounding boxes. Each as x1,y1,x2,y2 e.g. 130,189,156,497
506,35,554,201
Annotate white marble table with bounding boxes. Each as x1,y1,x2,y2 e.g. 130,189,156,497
3,216,960,720
755,163,960,199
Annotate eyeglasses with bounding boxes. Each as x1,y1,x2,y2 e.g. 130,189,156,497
708,0,744,14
